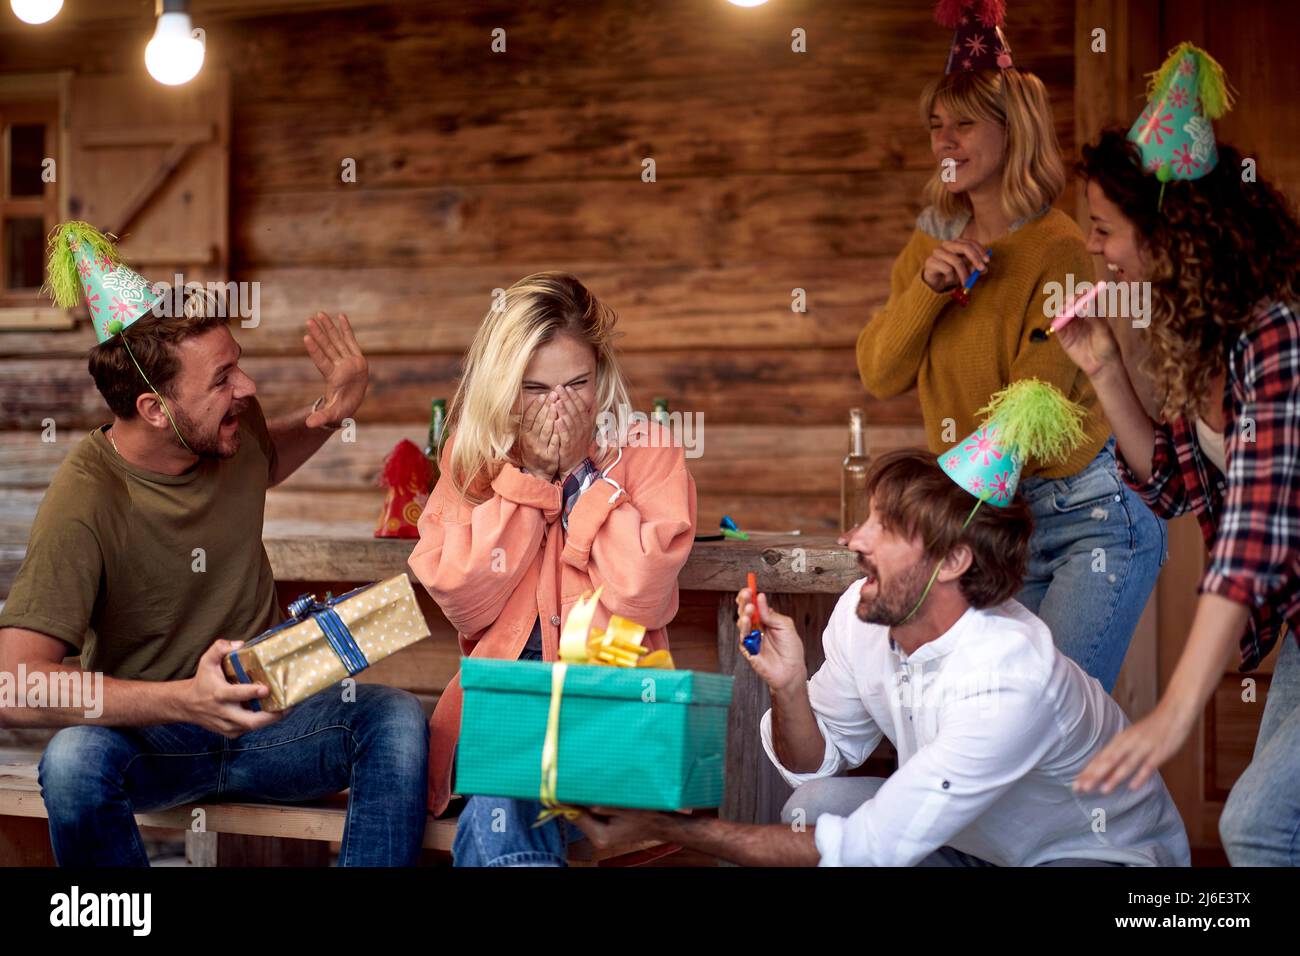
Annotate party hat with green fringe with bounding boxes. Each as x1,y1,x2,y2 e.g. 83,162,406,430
45,222,193,453
1127,42,1234,187
938,379,1087,508
45,221,161,344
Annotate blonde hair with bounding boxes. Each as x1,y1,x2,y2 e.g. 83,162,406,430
920,69,1066,222
447,272,633,503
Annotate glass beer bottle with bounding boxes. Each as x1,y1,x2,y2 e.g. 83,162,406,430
840,408,870,533
424,398,447,491
652,396,670,428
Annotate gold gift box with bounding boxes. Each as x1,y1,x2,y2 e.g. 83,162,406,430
222,573,431,712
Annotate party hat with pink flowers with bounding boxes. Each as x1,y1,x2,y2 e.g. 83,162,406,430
938,379,1087,508
894,378,1085,627
44,221,193,452
936,0,1014,73
1127,42,1234,189
44,221,162,344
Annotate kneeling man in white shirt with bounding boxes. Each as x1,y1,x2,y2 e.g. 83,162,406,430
574,449,1190,867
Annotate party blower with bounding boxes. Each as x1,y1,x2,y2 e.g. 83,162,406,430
950,250,992,307
1030,280,1107,342
743,572,764,655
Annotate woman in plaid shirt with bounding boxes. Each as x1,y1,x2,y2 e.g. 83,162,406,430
1060,126,1300,865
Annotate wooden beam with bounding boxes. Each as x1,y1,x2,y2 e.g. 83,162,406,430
0,308,75,331
106,141,198,237
257,532,861,595
79,124,214,147
121,245,218,265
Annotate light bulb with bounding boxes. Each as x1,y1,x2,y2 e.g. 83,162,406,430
145,11,205,86
10,0,63,24
727,0,769,6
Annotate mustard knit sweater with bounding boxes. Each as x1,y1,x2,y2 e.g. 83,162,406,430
857,207,1109,479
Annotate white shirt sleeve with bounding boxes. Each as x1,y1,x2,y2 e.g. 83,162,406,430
759,600,882,788
813,674,1058,867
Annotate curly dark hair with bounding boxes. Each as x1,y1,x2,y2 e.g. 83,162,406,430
1076,128,1300,420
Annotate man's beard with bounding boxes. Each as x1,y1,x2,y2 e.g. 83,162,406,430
856,557,935,627
172,403,243,459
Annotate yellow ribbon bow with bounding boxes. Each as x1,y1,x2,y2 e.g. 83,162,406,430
533,588,675,826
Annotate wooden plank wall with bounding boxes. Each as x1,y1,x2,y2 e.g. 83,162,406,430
0,0,1077,579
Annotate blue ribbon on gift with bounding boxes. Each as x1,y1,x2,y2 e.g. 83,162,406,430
230,583,376,711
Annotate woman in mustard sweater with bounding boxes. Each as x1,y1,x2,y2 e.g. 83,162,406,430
857,66,1164,692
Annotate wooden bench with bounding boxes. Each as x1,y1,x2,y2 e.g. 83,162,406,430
0,756,673,866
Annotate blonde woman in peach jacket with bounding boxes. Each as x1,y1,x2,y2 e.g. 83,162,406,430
408,272,697,866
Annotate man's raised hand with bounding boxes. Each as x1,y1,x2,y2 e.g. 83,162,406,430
303,312,369,429
735,588,807,694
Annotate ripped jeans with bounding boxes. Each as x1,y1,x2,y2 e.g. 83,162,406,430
1016,436,1167,692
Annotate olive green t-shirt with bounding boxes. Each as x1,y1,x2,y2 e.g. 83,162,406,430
0,397,282,682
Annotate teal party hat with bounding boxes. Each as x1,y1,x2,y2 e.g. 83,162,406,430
1126,42,1234,186
45,221,193,452
45,221,161,343
938,379,1087,507
896,379,1086,626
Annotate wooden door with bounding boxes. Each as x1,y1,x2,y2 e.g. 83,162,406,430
67,69,230,296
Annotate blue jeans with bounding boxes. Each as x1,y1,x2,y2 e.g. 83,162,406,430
38,683,429,866
1016,436,1167,692
452,792,581,867
1219,634,1300,865
452,635,582,867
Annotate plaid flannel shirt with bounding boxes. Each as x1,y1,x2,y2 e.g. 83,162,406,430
1116,300,1299,671
561,457,600,531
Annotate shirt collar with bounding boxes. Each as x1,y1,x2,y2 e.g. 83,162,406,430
888,605,980,664
918,204,1051,242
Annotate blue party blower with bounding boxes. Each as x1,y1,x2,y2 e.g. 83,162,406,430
743,571,763,655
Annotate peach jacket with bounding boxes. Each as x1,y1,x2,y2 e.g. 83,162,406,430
408,421,698,815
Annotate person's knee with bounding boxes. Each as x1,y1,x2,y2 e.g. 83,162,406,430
1217,761,1291,865
355,685,428,739
780,776,882,826
460,795,529,832
1218,782,1262,861
453,796,566,867
350,685,429,779
38,726,131,812
780,779,829,826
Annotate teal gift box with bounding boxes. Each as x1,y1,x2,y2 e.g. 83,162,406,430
456,658,734,811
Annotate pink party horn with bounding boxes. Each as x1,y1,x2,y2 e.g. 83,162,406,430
1032,281,1106,341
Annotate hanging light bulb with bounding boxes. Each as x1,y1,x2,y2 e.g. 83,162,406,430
727,0,769,6
145,0,205,86
10,0,63,24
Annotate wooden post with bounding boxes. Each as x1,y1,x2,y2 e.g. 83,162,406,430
0,816,55,866
717,590,840,829
717,593,789,830
185,829,218,867
212,833,333,866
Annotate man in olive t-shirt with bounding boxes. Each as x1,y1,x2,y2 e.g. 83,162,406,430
0,398,282,682
0,308,429,866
